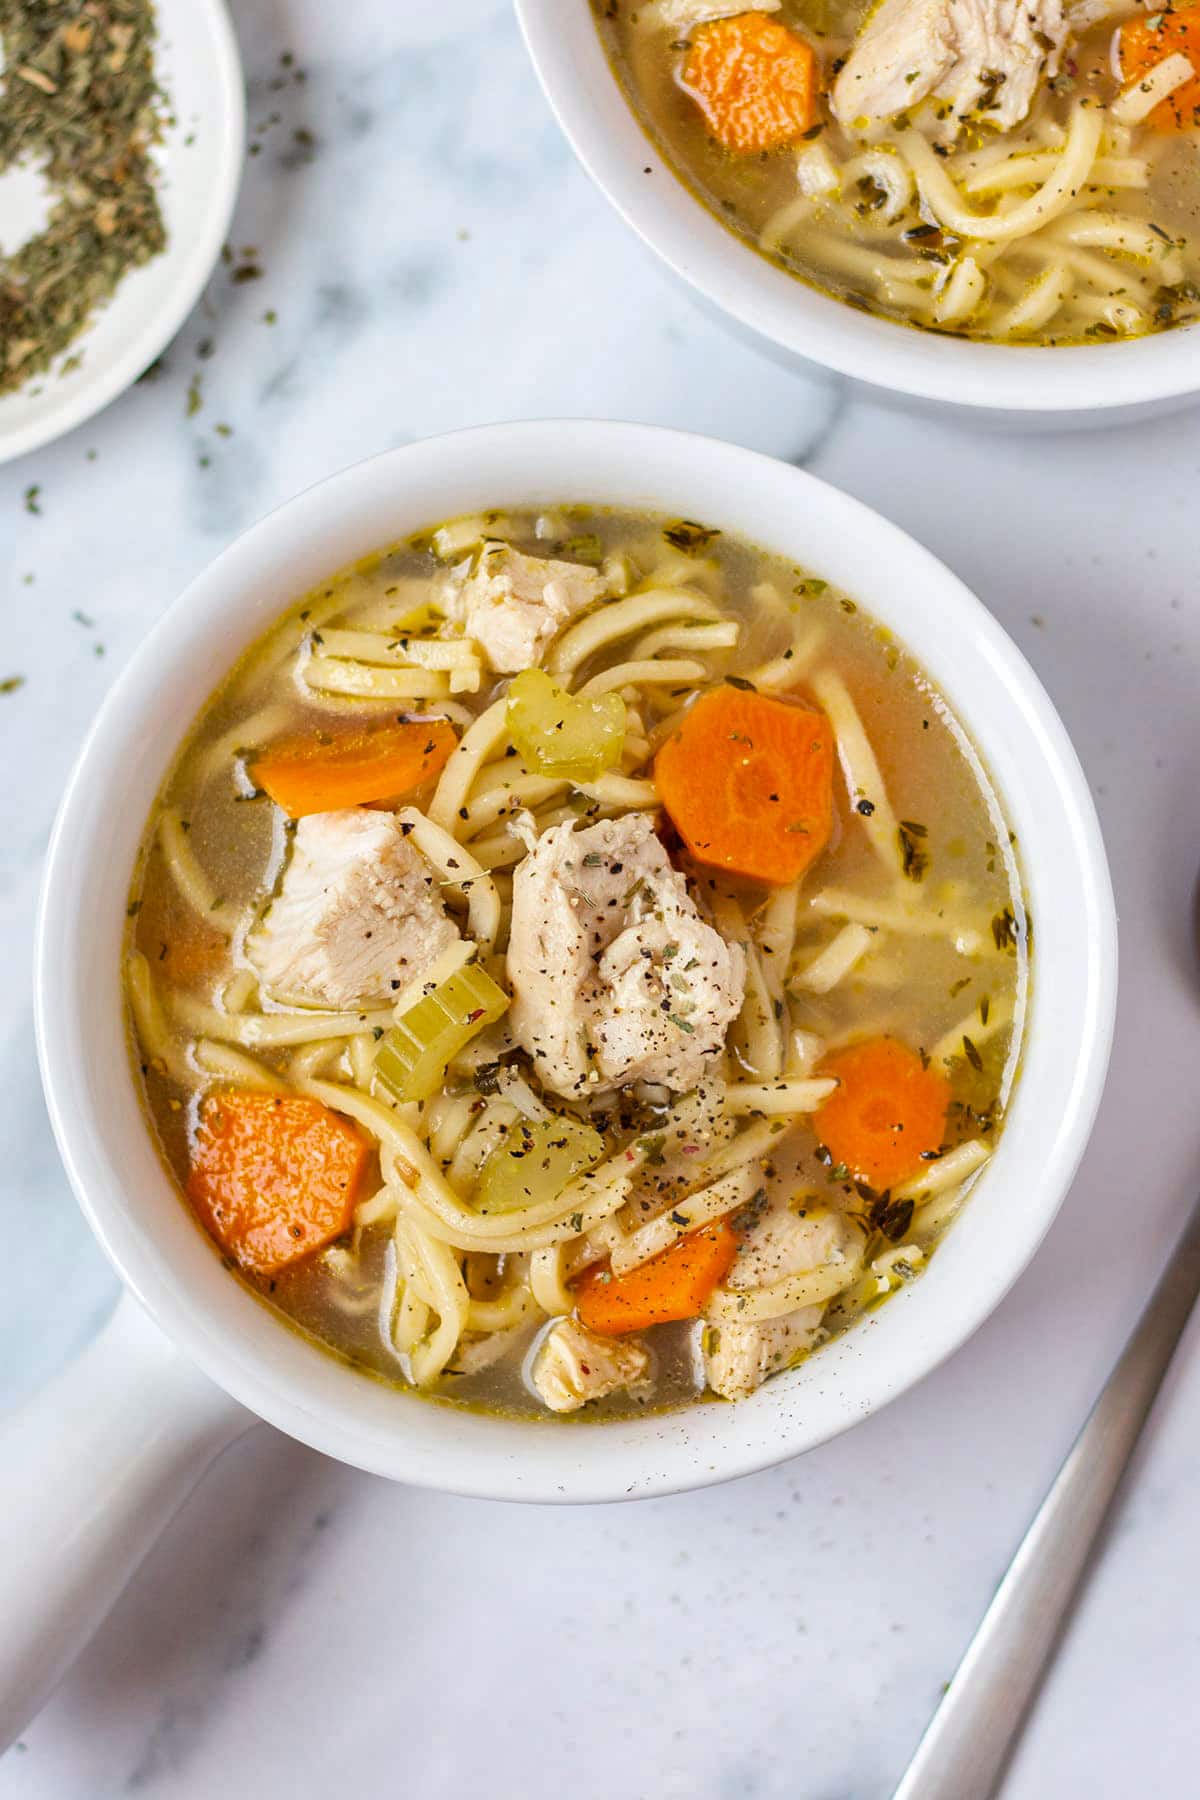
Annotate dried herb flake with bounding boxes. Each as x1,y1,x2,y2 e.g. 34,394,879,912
662,519,719,552
0,0,169,394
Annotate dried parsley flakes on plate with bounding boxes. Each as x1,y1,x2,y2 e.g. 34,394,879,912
0,0,169,396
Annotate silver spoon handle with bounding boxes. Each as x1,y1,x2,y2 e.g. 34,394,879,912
893,1190,1200,1800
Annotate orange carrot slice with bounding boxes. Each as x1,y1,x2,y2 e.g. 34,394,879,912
574,1221,738,1336
815,1037,950,1192
1120,8,1200,131
187,1090,369,1275
251,717,457,817
681,12,818,154
655,684,835,884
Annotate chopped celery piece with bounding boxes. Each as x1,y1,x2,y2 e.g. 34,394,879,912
375,964,509,1104
474,1117,604,1216
506,669,625,781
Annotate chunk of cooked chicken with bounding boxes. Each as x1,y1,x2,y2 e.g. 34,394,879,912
247,809,458,1010
704,1305,825,1399
643,0,780,26
726,1201,865,1290
532,1317,651,1413
831,0,1067,137
507,813,745,1099
440,543,606,674
704,1202,863,1396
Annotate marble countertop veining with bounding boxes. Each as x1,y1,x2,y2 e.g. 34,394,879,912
2,2,1199,1796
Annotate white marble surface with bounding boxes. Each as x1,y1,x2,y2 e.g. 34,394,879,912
2,1,1199,1794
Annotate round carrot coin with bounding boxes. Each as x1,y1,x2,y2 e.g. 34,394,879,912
655,684,835,884
816,1037,950,1192
187,1090,368,1275
252,716,457,818
681,12,819,154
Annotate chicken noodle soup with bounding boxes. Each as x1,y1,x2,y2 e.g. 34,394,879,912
124,506,1030,1418
596,0,1200,343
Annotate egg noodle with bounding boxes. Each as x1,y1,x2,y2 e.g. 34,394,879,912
762,96,1192,337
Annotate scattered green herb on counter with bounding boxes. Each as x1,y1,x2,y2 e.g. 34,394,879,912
23,483,41,514
0,0,168,394
186,373,203,416
0,675,25,694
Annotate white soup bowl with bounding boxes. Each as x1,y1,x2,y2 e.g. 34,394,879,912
10,421,1116,1746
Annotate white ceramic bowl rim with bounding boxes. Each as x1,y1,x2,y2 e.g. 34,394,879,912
35,421,1117,1503
515,0,1200,416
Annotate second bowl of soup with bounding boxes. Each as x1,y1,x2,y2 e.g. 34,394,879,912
517,0,1200,417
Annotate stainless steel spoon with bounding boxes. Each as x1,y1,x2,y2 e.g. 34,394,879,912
891,1182,1200,1799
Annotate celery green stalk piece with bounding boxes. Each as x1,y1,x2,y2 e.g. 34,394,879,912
474,1116,605,1215
375,963,509,1104
506,669,625,781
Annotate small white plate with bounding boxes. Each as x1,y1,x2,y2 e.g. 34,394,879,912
0,0,244,464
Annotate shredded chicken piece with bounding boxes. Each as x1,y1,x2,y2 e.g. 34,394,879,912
642,0,781,25
507,813,745,1099
704,1305,826,1399
247,809,458,1010
440,544,606,673
832,0,1068,137
532,1318,650,1413
726,1201,865,1290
